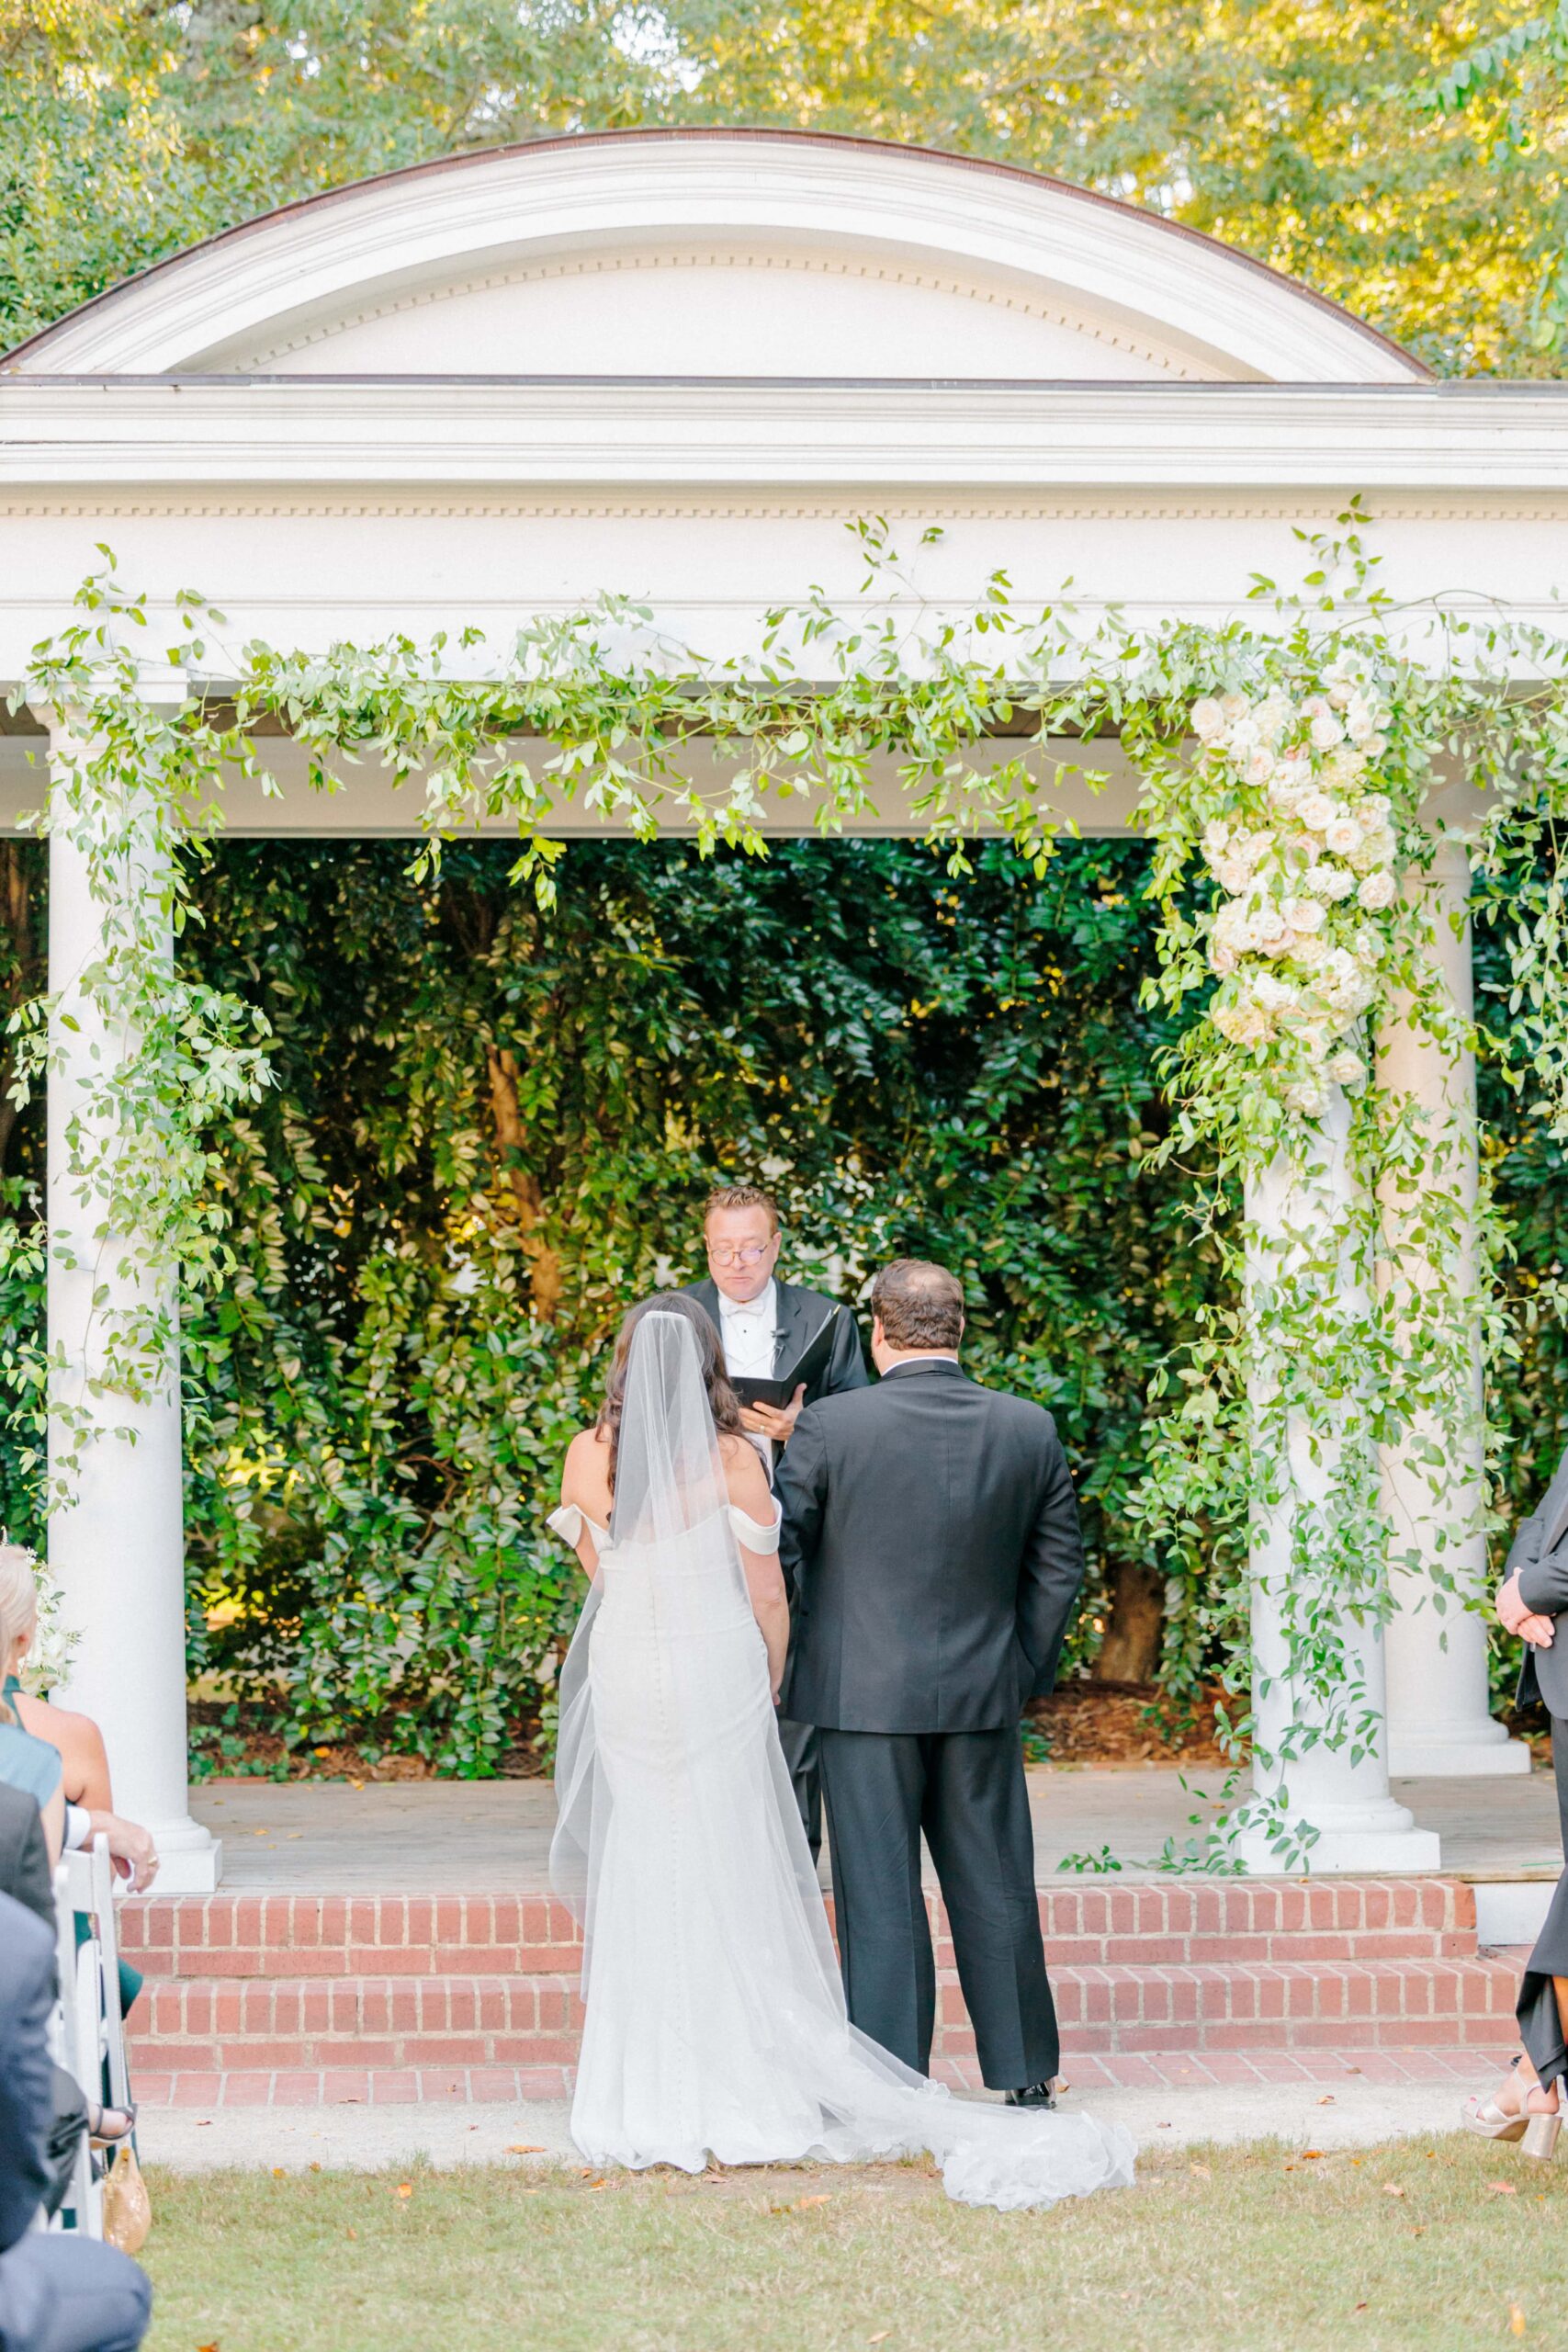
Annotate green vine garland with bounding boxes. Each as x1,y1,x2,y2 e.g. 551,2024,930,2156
11,512,1568,1862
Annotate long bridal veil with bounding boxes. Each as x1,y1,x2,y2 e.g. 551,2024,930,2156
550,1308,1134,2211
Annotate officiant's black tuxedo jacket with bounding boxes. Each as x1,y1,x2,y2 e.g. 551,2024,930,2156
776,1357,1085,1734
679,1277,868,1405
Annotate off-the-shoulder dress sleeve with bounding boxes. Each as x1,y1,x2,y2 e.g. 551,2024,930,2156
728,1499,783,1554
547,1503,585,1545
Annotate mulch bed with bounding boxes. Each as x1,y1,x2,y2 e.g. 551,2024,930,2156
192,1681,1243,1781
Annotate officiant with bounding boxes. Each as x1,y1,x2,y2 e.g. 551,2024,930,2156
680,1182,867,1858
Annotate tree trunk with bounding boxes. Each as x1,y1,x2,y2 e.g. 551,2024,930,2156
484,1041,564,1318
1092,1557,1165,1683
0,841,35,1175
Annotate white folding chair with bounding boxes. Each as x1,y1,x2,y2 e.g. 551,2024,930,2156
50,1858,100,2237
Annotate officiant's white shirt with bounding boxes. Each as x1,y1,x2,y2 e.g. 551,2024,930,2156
718,1280,779,1472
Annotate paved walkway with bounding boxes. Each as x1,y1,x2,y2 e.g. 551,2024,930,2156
191,1762,1565,1892
139,2055,1494,2173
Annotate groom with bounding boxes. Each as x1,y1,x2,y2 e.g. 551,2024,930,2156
680,1182,867,1858
775,1259,1084,2107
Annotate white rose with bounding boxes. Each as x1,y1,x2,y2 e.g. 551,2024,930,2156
1284,1076,1329,1114
1360,824,1397,867
1255,692,1293,741
1363,793,1392,822
1345,697,1378,743
1213,997,1269,1046
1253,973,1296,1013
1212,901,1250,952
1289,933,1328,969
1327,1048,1366,1088
1311,711,1345,751
1298,791,1336,831
1202,818,1230,853
1190,697,1226,742
1324,817,1362,856
1321,747,1367,790
1209,939,1238,976
1220,693,1250,724
1268,775,1305,816
1364,733,1388,759
1248,905,1289,949
1281,896,1326,933
1214,857,1256,894
1242,745,1275,786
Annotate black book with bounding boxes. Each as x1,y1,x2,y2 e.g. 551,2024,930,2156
730,1306,847,1410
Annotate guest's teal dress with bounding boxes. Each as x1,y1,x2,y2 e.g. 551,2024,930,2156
3,1674,142,2018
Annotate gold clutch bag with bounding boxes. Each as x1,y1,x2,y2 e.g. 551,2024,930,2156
101,2143,152,2254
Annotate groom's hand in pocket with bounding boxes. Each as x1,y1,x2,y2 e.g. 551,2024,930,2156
740,1384,807,1443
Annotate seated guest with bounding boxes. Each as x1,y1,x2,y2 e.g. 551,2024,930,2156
0,1550,159,1897
0,1689,64,1864
0,1893,152,2352
1465,1441,1568,2156
0,1777,52,1928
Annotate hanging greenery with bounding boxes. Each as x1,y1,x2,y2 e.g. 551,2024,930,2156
9,516,1568,1847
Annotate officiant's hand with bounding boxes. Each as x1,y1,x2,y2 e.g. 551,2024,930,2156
740,1384,807,1443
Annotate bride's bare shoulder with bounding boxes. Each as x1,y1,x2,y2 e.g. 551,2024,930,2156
562,1425,613,1505
717,1432,771,1511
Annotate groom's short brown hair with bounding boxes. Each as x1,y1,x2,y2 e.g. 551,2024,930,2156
871,1260,964,1351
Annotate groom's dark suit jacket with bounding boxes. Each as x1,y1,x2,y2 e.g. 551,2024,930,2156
775,1358,1085,1734
1510,1440,1568,1718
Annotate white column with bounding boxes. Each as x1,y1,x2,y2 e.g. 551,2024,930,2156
1235,1091,1440,1872
45,715,220,1892
1379,842,1527,1776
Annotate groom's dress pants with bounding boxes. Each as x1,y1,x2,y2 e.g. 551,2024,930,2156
818,1725,1057,2092
776,1716,822,1863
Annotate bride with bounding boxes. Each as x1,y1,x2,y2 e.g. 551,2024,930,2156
547,1294,1134,2211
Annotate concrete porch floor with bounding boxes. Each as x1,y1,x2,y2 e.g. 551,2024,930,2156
191,1760,1564,1895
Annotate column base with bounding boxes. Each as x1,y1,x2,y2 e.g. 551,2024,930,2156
1388,1729,1532,1778
143,1817,223,1894
1234,1822,1443,1874
1230,1792,1442,1875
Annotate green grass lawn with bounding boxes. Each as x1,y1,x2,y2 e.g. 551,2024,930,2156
141,2136,1568,2352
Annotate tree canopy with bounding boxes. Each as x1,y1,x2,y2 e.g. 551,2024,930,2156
1,0,1562,372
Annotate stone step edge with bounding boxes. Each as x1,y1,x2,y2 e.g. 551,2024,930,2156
130,2044,1518,2111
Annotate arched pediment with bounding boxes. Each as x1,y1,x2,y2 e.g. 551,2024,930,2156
5,130,1424,385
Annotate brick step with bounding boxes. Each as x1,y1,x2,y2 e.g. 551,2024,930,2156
118,1877,1487,1983
128,1951,1522,2071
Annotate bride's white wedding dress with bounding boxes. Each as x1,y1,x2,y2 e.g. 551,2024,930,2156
547,1311,1134,2211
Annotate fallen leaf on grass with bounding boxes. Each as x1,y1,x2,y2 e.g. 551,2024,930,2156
270,2167,286,2179
870,2335,892,2344
1382,2184,1405,2198
195,2120,211,2129
1353,2303,1368,2314
507,2144,545,2154
1303,2151,1325,2161
395,2184,412,2199
309,2163,321,2175
1511,2307,1527,2336
1489,2181,1518,2196
795,2194,831,2209
1317,2096,1336,2107
344,2228,356,2240
1188,2163,1211,2178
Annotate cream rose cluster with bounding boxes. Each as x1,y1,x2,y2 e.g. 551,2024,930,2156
1190,673,1398,1115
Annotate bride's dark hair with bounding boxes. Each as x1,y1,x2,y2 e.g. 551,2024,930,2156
597,1293,745,1488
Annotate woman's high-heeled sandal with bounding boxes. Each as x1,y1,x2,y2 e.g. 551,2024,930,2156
1461,2096,1529,2143
86,2098,137,2148
1522,2095,1562,2161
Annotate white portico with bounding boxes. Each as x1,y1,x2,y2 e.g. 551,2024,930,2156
2,129,1562,1889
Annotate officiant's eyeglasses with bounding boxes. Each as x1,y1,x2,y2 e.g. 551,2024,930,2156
706,1241,773,1267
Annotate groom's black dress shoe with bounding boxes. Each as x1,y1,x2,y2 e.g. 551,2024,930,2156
1004,2082,1058,2110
